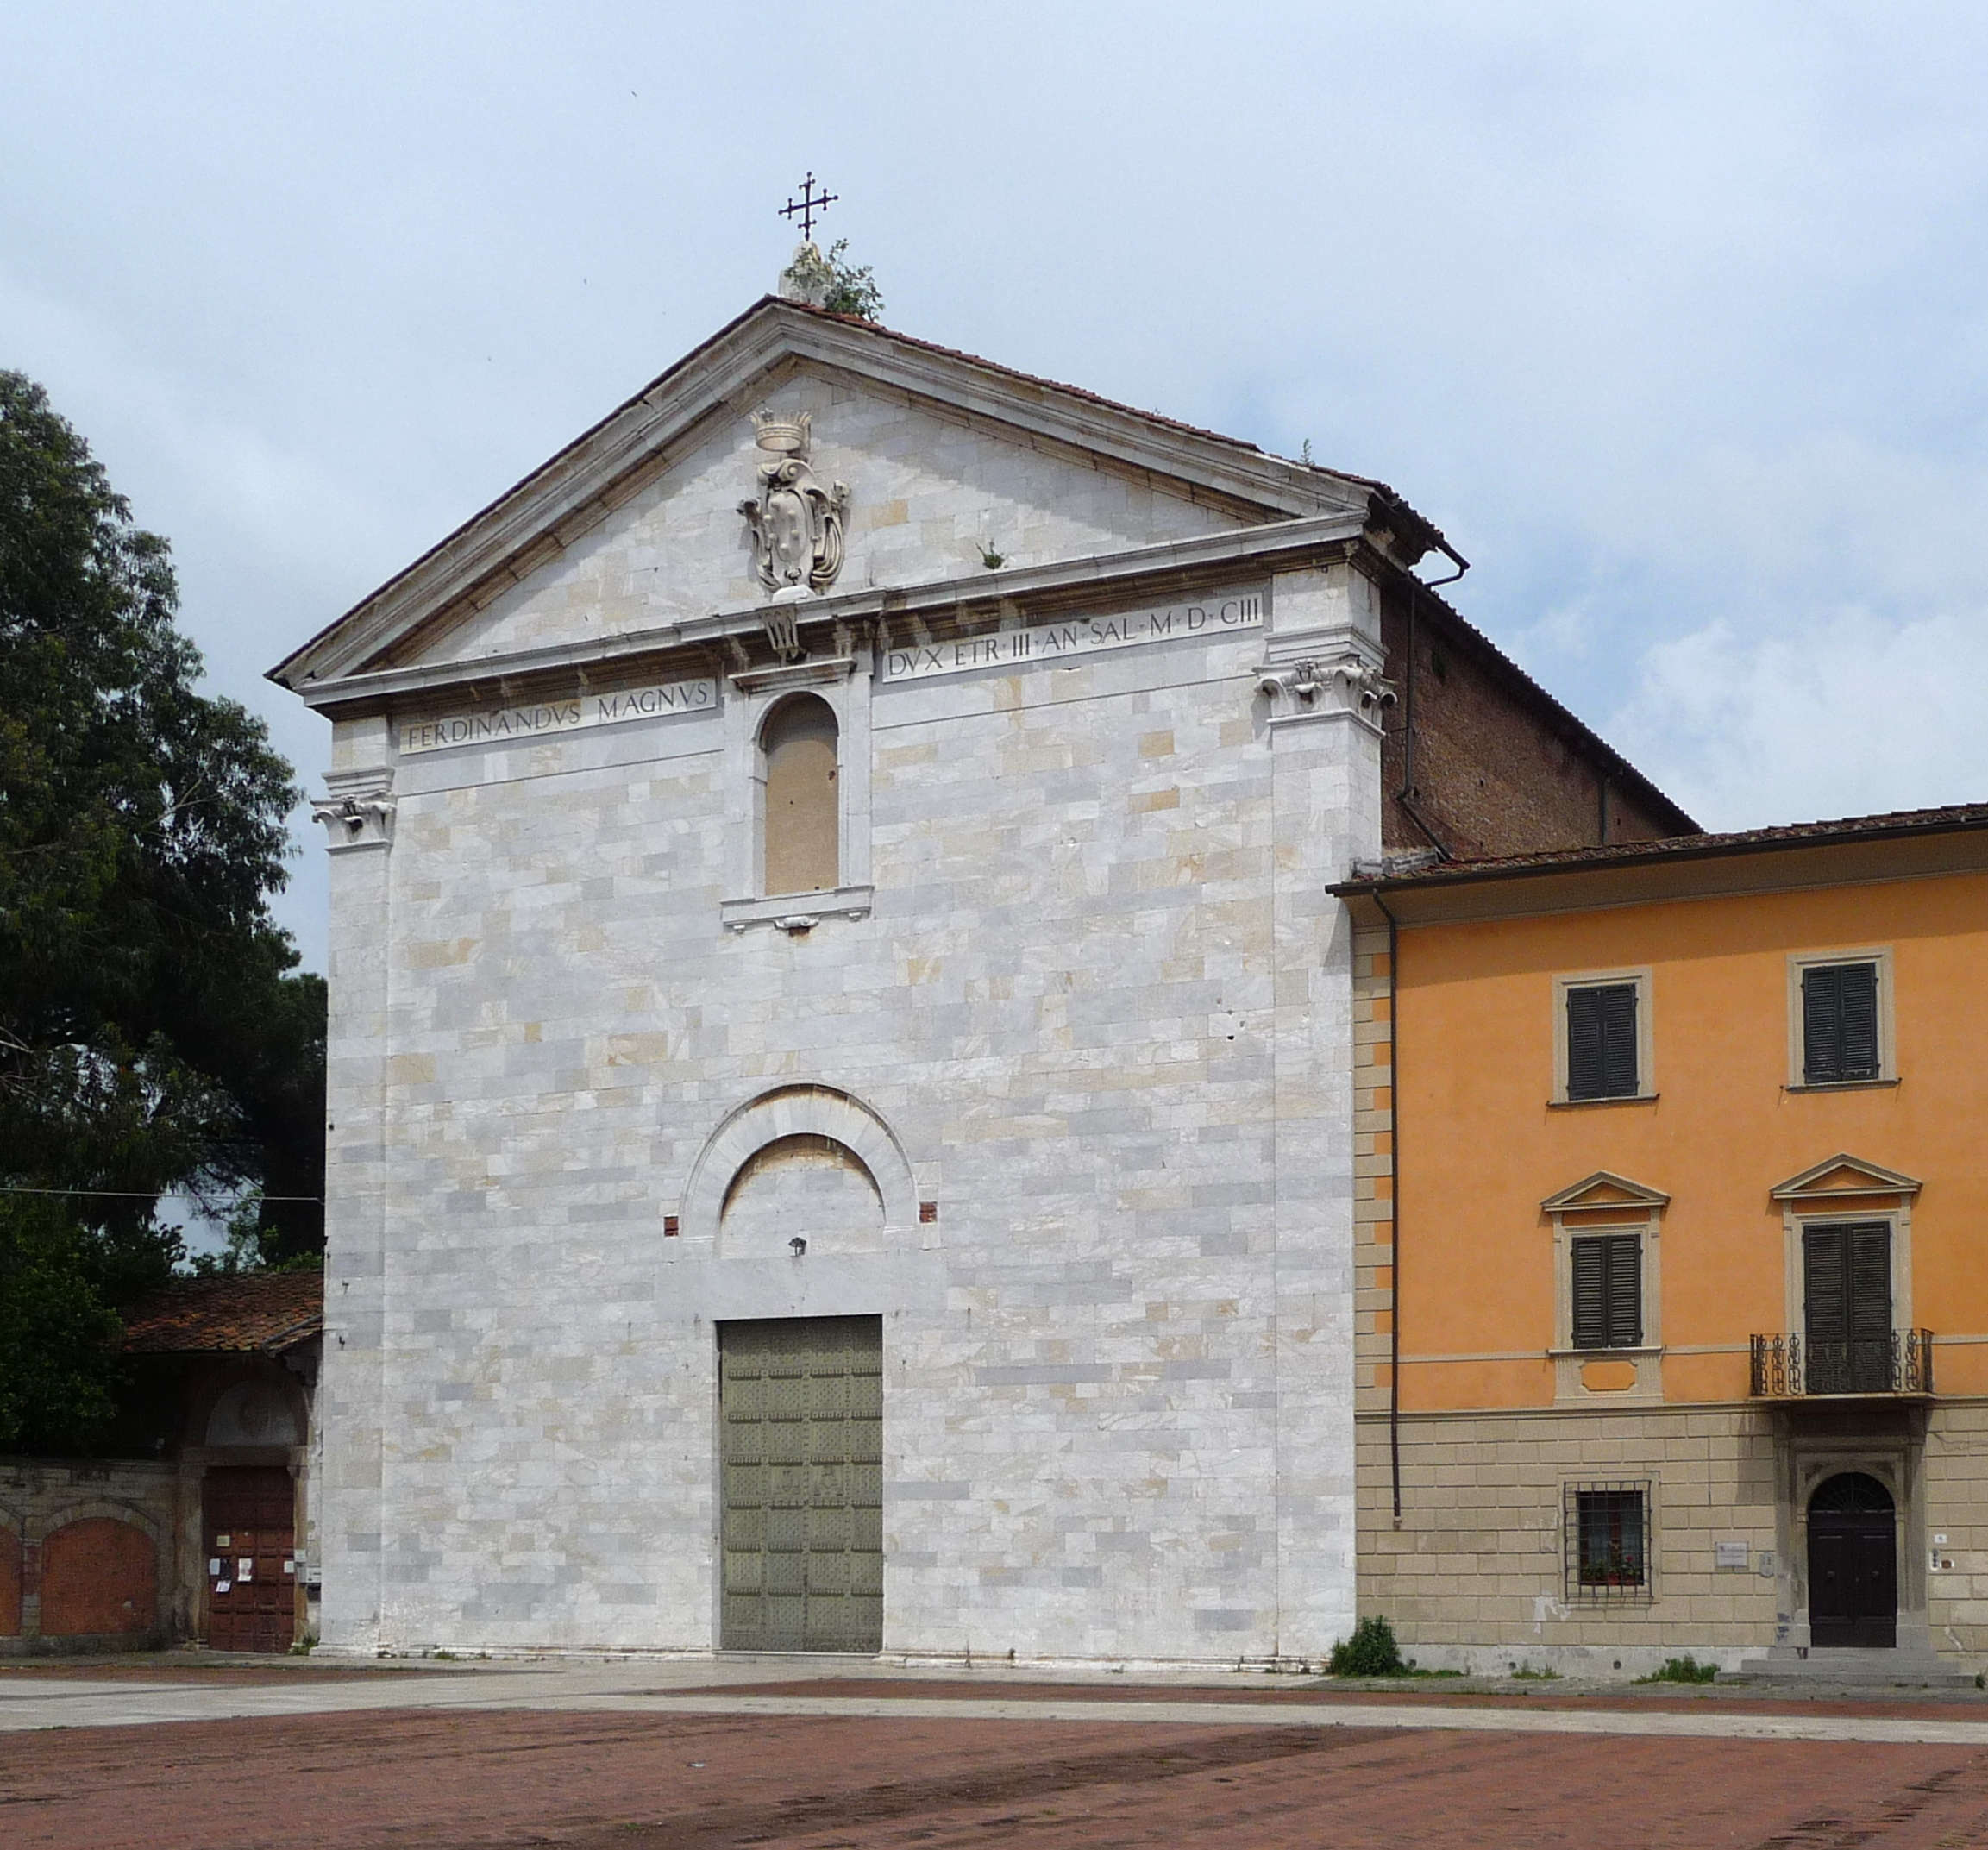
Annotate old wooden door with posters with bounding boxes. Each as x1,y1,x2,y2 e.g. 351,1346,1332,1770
1809,1471,1897,1648
204,1465,298,1652
720,1316,882,1652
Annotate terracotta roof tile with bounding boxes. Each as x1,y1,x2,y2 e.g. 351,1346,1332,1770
1336,800,1988,891
122,1270,323,1355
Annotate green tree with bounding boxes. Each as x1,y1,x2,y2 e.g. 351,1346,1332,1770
0,369,325,1452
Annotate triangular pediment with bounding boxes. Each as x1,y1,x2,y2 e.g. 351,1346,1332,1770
272,298,1412,692
1540,1170,1671,1213
1770,1153,1922,1202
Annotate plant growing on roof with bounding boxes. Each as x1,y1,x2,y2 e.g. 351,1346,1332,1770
784,239,885,322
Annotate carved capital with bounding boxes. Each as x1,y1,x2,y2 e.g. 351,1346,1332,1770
311,770,397,851
1257,655,1395,730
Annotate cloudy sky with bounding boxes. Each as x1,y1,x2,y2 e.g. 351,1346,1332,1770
8,3,1987,969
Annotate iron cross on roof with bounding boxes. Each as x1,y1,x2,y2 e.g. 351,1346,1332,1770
780,172,838,242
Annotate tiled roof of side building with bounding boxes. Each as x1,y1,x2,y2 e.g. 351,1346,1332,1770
122,1269,324,1355
1333,800,1988,892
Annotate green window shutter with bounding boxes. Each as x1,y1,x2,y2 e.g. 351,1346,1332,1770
1803,962,1842,1082
1804,962,1879,1083
1847,1222,1892,1334
1571,1238,1606,1348
1571,1234,1641,1349
1604,1234,1643,1347
1567,983,1639,1100
1803,1226,1849,1340
1838,964,1880,1080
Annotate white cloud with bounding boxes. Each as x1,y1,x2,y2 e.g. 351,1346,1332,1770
1612,605,1988,829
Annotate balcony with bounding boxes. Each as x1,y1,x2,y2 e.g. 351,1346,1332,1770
1750,1330,1934,1399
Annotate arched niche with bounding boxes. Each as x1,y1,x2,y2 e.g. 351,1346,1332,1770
205,1377,304,1449
760,692,839,896
720,1133,886,1260
680,1084,916,1251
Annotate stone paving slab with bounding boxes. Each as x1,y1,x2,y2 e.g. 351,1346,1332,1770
10,1661,1988,1747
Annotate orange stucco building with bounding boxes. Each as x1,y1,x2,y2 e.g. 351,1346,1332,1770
1337,804,1988,1678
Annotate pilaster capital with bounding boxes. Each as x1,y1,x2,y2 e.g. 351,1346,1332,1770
311,768,397,852
1256,653,1396,734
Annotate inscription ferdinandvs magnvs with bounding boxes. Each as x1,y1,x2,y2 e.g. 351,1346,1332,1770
881,588,1266,683
400,678,718,756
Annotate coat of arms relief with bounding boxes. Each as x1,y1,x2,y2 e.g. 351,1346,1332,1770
739,411,849,612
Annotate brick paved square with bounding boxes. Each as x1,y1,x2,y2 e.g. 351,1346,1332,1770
9,1706,1988,1848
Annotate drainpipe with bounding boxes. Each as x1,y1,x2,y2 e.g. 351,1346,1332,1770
1395,542,1470,862
1372,887,1404,1527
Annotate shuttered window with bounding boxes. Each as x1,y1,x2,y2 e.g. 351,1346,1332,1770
1803,1221,1893,1394
1802,961,1881,1084
1566,982,1640,1100
1571,1233,1642,1350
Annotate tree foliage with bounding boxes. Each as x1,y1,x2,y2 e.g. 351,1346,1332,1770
0,369,325,1452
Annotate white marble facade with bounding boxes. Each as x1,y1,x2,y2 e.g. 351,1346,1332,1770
281,300,1414,1663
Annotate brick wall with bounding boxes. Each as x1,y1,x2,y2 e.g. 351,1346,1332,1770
1351,921,1394,1431
1378,584,1688,857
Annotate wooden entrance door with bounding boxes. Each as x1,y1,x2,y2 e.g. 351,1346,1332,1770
204,1466,297,1653
1809,1472,1897,1648
720,1316,882,1653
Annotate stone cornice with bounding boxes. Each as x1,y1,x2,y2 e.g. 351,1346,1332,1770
287,512,1371,715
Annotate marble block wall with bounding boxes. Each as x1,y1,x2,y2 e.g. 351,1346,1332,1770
315,560,1383,1664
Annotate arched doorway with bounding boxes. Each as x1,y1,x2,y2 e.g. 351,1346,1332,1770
1809,1472,1897,1648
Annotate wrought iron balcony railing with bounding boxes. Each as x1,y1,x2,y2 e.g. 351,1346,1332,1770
1749,1329,1934,1398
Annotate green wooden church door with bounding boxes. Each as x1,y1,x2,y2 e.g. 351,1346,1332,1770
720,1316,883,1652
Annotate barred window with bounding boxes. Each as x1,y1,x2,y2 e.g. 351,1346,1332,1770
1566,1483,1651,1601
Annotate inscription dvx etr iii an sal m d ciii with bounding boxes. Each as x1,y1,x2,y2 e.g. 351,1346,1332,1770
880,588,1266,684
399,678,718,756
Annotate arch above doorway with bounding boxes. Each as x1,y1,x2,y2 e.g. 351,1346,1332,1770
679,1084,917,1250
1810,1471,1894,1514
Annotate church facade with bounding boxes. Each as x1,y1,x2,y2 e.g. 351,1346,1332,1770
275,295,1689,1662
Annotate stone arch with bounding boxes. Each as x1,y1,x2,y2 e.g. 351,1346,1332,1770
680,1084,915,1249
29,1494,166,1549
1792,1454,1904,1519
40,1514,158,1637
